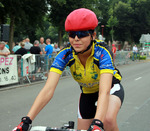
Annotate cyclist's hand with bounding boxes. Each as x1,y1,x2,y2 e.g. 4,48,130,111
88,119,104,131
12,116,32,131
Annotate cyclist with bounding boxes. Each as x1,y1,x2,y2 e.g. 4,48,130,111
13,8,124,131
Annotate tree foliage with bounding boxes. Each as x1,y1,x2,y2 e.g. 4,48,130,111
0,0,150,51
112,0,150,43
107,15,118,41
0,0,48,50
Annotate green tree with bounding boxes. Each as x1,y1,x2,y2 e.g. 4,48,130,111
129,0,150,42
113,1,134,42
107,15,118,41
35,17,59,43
14,0,48,43
0,0,25,50
0,2,5,24
0,0,48,51
95,0,110,40
112,0,150,43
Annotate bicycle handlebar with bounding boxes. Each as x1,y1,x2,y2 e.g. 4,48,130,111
30,126,86,131
30,121,88,131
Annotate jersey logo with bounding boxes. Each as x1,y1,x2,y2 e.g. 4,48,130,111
62,55,65,59
95,50,101,57
91,72,98,80
100,54,104,60
73,72,82,80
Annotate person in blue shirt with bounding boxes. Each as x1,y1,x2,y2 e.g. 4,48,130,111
44,38,53,59
12,42,21,53
5,41,9,49
43,38,53,70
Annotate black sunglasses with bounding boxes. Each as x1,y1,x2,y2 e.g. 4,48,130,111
68,31,93,39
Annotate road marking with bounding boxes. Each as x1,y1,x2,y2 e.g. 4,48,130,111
135,77,142,81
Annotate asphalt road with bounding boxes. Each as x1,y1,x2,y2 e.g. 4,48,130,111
0,60,150,131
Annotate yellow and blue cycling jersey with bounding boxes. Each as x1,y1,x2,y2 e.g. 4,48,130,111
50,40,122,94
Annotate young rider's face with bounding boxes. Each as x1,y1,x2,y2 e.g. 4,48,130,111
69,32,95,53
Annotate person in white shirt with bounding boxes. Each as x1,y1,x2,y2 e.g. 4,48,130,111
0,41,10,56
24,38,33,52
132,44,138,61
53,43,60,54
39,37,46,54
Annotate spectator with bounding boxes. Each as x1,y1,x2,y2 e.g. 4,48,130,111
39,37,47,72
44,38,53,59
0,41,10,56
43,38,53,74
132,44,138,61
112,44,117,63
12,42,21,54
15,42,27,77
24,38,33,52
15,42,27,56
60,45,64,50
30,40,42,80
39,37,46,54
53,43,60,54
29,40,42,55
5,41,9,49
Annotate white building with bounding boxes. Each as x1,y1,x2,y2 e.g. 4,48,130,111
139,34,150,50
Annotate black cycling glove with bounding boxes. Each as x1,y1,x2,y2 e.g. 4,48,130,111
88,119,104,131
12,116,32,131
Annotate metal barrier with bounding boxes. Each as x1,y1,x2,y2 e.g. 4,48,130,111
115,50,150,66
16,54,71,84
115,51,130,66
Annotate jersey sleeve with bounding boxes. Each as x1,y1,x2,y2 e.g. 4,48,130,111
50,48,71,75
98,46,114,75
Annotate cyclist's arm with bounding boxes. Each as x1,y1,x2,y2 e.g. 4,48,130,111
94,73,113,122
27,71,61,120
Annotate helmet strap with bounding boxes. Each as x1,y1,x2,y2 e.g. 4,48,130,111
75,40,93,55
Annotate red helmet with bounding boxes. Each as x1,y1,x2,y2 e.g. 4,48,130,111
65,8,98,31
112,44,115,46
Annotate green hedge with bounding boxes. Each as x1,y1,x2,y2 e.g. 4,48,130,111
139,55,146,60
130,53,147,60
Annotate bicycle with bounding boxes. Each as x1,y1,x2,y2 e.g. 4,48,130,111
30,121,77,131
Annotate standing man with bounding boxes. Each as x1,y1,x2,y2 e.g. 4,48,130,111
15,42,27,56
44,38,53,59
15,42,27,77
0,41,10,56
44,38,53,71
39,37,46,54
39,37,47,71
24,38,33,52
29,40,42,80
132,44,138,61
53,43,60,54
29,40,42,55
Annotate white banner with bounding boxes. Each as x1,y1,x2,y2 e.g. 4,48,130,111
0,55,18,85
